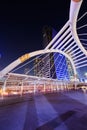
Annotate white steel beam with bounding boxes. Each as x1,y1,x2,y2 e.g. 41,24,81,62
0,49,77,79
76,64,87,69
77,24,87,30
74,56,87,63
72,50,82,57
64,41,75,52
73,53,84,60
78,33,87,36
82,43,87,46
77,12,87,22
60,37,73,50
70,48,80,55
56,32,72,49
66,44,77,54
80,39,87,42
45,21,69,49
51,27,71,49
70,0,87,57
75,60,87,66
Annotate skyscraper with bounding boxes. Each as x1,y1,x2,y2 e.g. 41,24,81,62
42,26,56,79
34,25,73,80
34,26,56,78
34,56,45,77
66,59,74,80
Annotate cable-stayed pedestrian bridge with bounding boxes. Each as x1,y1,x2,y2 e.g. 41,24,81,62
0,0,87,96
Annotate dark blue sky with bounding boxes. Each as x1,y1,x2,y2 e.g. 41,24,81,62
0,0,87,70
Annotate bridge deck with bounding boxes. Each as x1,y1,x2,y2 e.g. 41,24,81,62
0,90,87,130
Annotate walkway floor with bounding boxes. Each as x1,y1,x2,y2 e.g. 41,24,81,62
0,90,87,130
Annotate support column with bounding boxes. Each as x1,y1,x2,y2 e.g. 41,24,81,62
20,82,23,97
51,81,53,92
74,74,78,90
34,83,36,94
61,82,63,91
2,80,7,99
57,82,59,92
44,82,45,94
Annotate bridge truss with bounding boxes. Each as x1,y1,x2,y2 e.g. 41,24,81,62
0,0,87,97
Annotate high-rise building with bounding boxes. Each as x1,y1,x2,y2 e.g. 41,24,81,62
34,56,45,77
34,26,56,78
42,26,57,79
66,59,74,80
42,26,52,47
34,25,73,80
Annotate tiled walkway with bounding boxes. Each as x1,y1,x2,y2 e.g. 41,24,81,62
0,91,87,130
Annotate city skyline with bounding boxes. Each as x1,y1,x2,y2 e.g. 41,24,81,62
0,0,87,69
0,1,87,130
0,0,87,81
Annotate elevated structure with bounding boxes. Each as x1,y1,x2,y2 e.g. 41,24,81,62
0,49,76,79
0,0,87,83
45,0,87,69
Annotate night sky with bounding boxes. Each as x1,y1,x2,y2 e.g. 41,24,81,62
0,0,87,70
